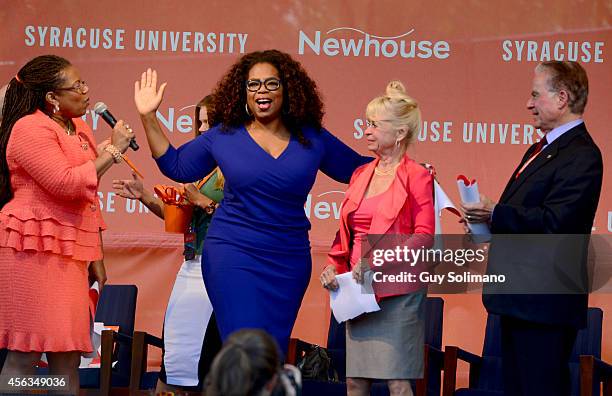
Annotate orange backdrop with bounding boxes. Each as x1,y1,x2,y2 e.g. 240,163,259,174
1,0,610,386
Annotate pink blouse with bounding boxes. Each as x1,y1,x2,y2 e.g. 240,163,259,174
348,193,385,267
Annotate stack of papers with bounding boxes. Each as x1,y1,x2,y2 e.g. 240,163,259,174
329,272,380,323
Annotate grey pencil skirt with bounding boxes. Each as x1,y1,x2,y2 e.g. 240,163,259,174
346,291,425,379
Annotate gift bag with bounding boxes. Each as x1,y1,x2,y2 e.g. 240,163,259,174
154,185,194,233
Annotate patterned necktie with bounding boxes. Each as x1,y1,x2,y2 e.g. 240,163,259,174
515,135,548,179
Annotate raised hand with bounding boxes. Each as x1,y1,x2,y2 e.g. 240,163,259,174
134,68,168,116
112,172,144,200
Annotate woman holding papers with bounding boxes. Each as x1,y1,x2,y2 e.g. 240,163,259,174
0,55,133,394
321,81,435,396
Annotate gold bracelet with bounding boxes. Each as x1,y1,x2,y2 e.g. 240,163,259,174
104,144,122,163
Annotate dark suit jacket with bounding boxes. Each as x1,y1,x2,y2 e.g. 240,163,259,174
483,122,603,328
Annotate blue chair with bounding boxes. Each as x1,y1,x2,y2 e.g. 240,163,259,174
128,312,223,391
442,314,503,396
80,284,138,395
573,308,612,396
420,296,446,395
129,330,164,391
2,285,137,395
442,308,611,396
291,296,445,396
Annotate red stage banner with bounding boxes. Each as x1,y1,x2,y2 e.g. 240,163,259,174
1,0,610,383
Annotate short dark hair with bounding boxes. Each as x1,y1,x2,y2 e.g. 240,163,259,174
0,55,71,209
537,61,589,114
205,329,280,396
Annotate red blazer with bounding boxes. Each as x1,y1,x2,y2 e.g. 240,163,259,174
327,154,435,298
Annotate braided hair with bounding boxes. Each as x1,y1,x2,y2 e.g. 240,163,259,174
0,55,70,209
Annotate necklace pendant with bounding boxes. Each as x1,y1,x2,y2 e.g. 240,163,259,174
374,168,392,176
374,163,399,176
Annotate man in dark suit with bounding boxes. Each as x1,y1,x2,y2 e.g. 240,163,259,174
462,61,603,395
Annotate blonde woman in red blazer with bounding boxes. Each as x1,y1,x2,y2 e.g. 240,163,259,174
321,81,435,396
0,55,133,394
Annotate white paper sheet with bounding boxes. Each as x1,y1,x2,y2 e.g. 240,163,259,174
457,177,492,243
433,180,458,250
434,180,458,235
329,272,380,323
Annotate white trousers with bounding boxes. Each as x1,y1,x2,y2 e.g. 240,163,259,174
163,255,213,386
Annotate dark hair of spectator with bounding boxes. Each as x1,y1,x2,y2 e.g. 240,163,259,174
205,329,281,396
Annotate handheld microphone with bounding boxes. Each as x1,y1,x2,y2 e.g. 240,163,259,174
93,102,139,151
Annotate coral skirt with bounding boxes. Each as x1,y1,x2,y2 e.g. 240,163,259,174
0,248,92,352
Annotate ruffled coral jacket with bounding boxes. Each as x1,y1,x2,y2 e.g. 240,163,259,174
0,110,105,260
0,110,105,352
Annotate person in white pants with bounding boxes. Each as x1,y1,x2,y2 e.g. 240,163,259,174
113,95,224,392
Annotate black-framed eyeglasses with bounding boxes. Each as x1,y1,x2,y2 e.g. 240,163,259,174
56,80,88,94
245,78,282,92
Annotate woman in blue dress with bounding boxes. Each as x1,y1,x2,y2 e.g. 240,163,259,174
134,50,371,354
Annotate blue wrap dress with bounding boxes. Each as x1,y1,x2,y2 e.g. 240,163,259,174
156,124,370,354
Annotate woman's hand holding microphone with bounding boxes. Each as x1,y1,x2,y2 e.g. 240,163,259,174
108,120,135,154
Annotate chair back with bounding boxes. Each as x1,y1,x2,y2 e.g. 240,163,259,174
425,297,444,350
571,307,602,361
469,309,604,395
570,307,603,396
95,285,138,380
423,296,444,396
475,314,504,391
81,284,138,388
